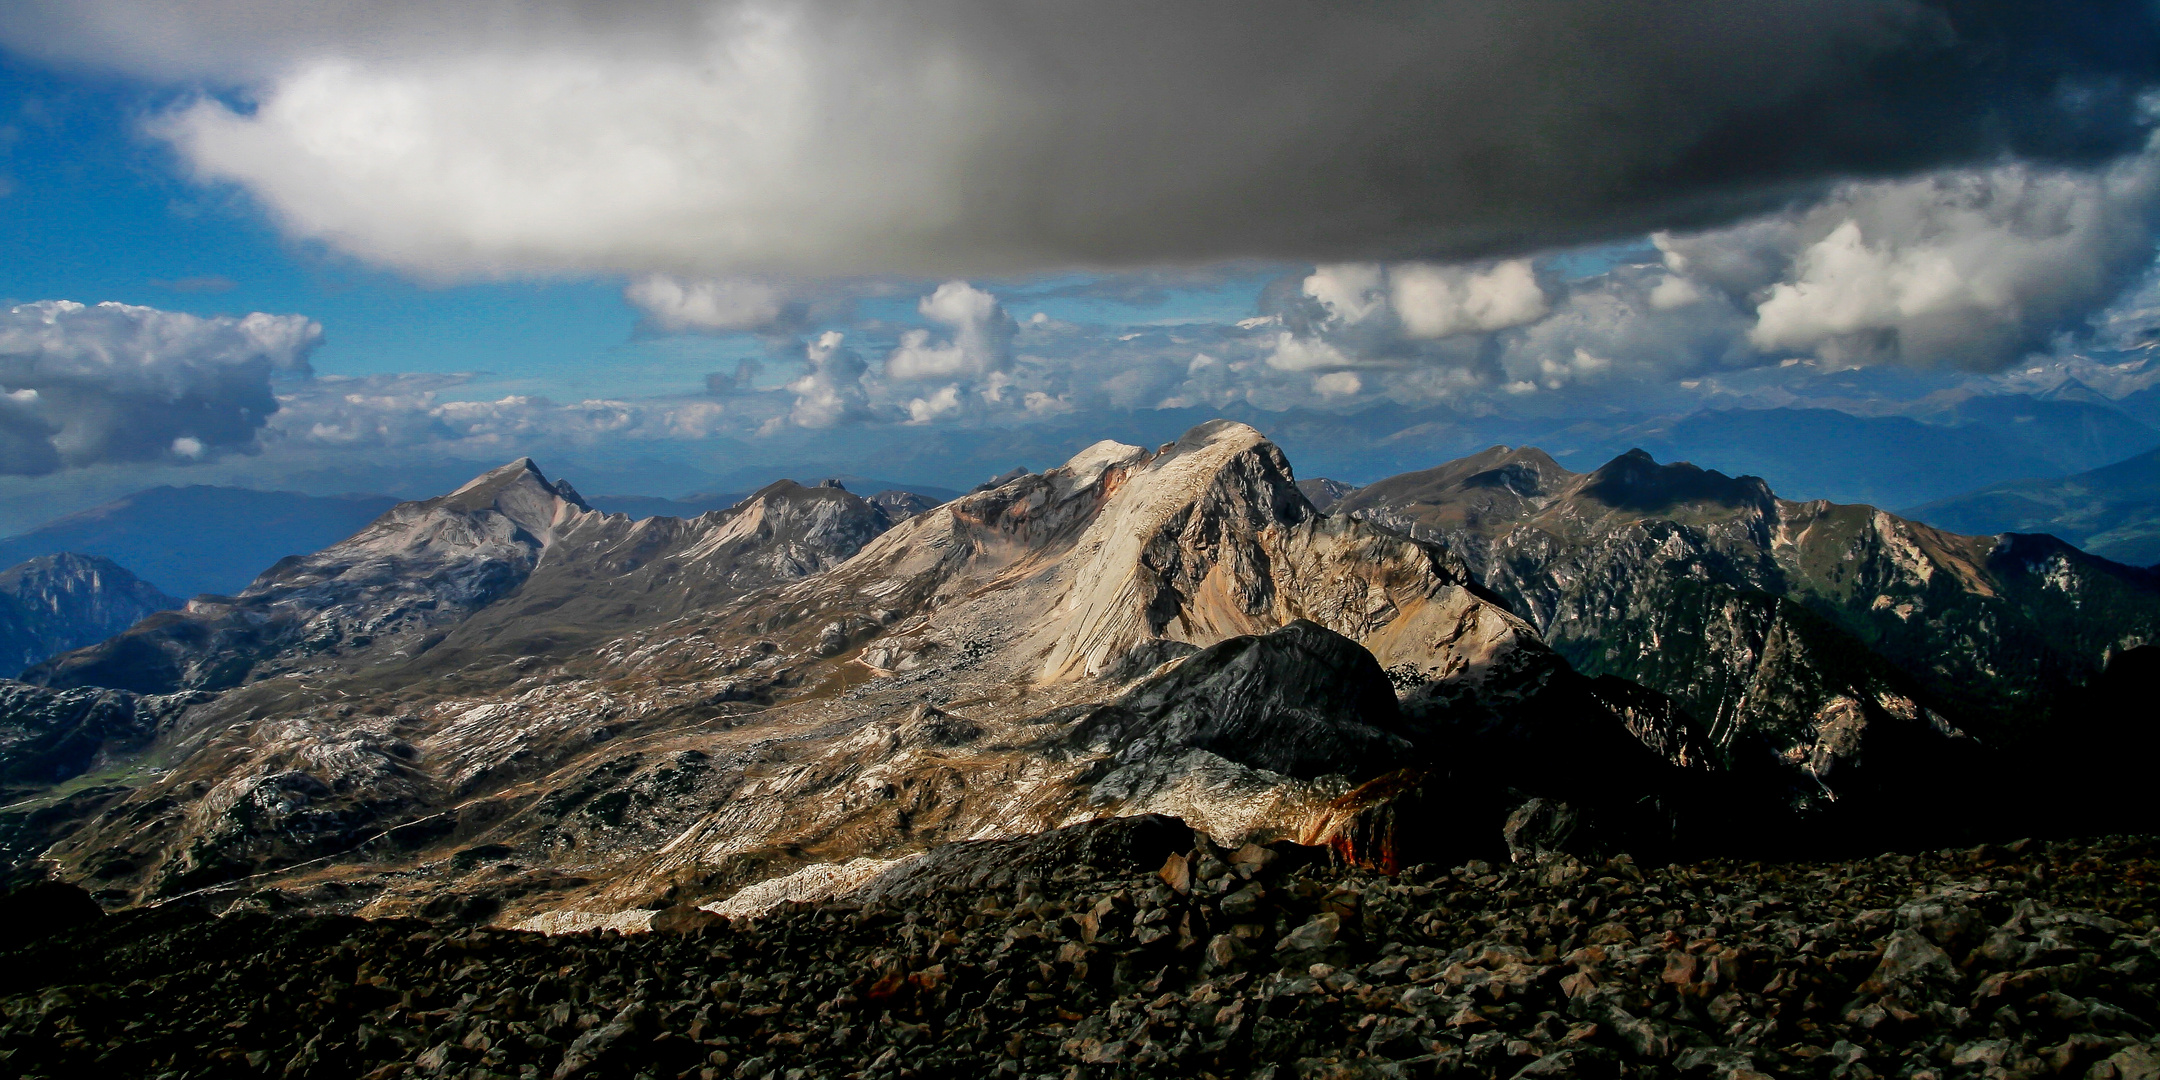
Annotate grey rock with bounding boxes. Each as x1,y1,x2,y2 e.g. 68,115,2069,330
1071,621,1414,781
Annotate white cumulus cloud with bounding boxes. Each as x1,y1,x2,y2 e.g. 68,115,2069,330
1740,148,2160,368
782,330,870,429
627,275,792,333
885,281,1016,382
0,300,321,474
1390,260,1549,338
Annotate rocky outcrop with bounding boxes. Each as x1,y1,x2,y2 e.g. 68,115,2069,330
1338,445,2160,806
868,489,940,521
1069,621,1414,781
0,554,177,674
1298,768,1462,873
0,680,208,797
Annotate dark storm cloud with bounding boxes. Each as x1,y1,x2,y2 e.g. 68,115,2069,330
0,301,319,474
3,1,2152,278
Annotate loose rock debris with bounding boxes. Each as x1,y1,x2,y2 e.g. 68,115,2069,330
3,830,2158,1080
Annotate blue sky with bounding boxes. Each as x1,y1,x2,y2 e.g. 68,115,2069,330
0,53,706,402
0,49,1282,404
2,2,2159,533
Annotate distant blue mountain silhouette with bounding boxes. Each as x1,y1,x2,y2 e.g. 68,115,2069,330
0,487,399,599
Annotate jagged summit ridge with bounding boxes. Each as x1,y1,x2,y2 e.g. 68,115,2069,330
1339,442,2160,814
798,420,1539,690
24,457,901,694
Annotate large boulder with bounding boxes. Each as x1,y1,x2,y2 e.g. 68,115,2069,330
1070,620,1414,781
854,814,1204,902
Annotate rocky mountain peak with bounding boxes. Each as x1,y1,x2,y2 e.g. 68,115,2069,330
0,554,178,674
1579,448,1776,517
427,457,594,548
791,420,1533,699
0,553,172,615
25,459,610,693
1333,444,1568,538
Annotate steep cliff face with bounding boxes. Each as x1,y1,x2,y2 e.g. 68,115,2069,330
0,554,178,674
1067,621,1413,781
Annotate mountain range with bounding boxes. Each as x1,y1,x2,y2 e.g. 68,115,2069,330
1,420,2152,934
0,554,177,675
0,486,401,599
962,395,2160,509
1908,443,2160,568
1337,445,2160,746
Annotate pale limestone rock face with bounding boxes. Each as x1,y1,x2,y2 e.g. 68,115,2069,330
508,908,656,935
703,854,920,919
805,419,1541,690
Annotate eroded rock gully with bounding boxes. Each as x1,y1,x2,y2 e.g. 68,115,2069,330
5,825,2157,1080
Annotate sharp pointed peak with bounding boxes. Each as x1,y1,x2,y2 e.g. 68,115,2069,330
450,456,549,492
438,456,593,515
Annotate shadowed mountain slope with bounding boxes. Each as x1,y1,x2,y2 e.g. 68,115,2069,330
1339,446,2160,753
0,554,177,674
1907,443,2160,567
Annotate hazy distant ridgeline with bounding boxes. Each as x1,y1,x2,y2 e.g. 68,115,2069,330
0,487,400,600
1908,443,2160,568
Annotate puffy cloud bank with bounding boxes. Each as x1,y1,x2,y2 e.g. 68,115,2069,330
1254,135,2160,397
626,276,796,334
0,301,320,474
8,0,2154,278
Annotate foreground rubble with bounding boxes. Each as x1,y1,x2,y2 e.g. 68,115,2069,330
3,825,2157,1080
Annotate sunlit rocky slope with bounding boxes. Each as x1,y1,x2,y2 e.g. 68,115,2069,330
0,422,2150,936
